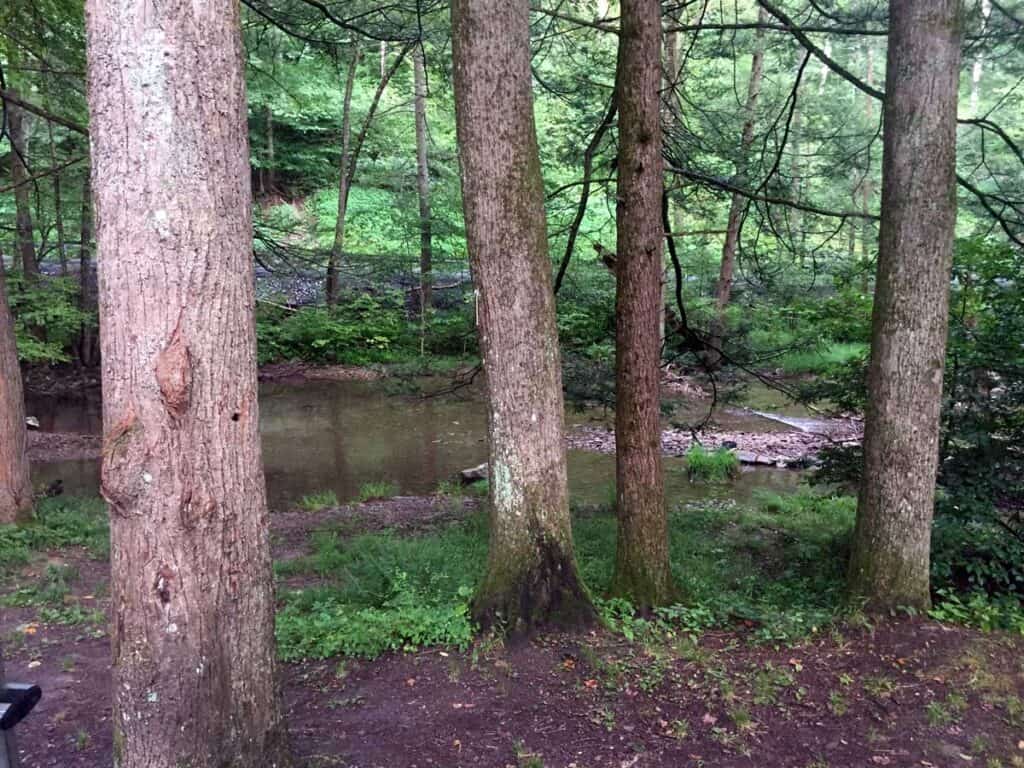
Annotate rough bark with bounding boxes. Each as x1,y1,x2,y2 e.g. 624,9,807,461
0,261,32,524
609,0,677,609
451,0,595,633
847,0,962,613
84,1,292,765
413,46,433,325
326,46,360,306
708,9,767,366
7,93,38,277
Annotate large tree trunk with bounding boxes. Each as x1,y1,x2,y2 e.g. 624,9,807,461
84,1,292,765
847,0,962,612
610,0,676,608
326,46,360,307
0,261,32,524
413,46,433,337
451,0,595,633
708,8,767,365
7,93,38,278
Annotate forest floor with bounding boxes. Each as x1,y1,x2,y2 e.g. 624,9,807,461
3,496,1022,768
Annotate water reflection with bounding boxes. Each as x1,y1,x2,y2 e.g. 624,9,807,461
29,379,802,509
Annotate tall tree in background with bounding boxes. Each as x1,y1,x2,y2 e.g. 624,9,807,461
326,46,408,305
6,95,38,278
847,0,962,612
85,0,291,764
609,0,676,608
413,45,433,346
708,8,767,365
452,0,595,632
0,261,32,523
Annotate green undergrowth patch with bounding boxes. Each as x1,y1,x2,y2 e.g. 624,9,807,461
0,497,109,576
298,490,340,511
775,342,867,376
684,445,740,483
355,481,399,503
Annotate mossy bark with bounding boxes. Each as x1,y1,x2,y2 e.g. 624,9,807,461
451,0,596,634
609,0,679,610
847,0,962,613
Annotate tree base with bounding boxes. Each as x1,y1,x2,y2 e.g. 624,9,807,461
472,537,597,636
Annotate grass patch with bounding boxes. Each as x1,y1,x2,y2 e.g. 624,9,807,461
356,481,399,503
298,490,340,511
0,497,108,576
684,445,740,483
775,342,867,376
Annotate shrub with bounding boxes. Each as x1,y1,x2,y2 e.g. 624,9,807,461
298,490,339,511
356,481,398,503
684,445,739,482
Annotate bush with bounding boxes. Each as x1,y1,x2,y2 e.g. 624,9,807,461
7,274,94,363
684,445,739,482
0,497,109,575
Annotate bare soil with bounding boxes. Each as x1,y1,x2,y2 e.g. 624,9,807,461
3,498,1022,768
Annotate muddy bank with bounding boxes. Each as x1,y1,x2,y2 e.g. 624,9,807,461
258,361,385,383
26,431,101,463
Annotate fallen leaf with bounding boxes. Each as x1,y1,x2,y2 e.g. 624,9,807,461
405,678,416,687
583,678,598,689
27,660,41,669
702,713,717,726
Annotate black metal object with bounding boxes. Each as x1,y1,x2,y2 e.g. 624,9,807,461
0,685,41,731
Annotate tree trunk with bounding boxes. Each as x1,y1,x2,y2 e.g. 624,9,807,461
47,121,69,276
610,0,676,608
0,260,32,524
847,0,962,613
77,168,99,368
84,1,292,765
860,43,876,272
325,46,407,305
326,46,360,306
708,9,767,366
969,0,992,116
264,104,276,195
7,93,38,277
451,0,595,633
413,46,433,337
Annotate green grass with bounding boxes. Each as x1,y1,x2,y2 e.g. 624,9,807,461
775,342,867,376
684,445,740,483
356,481,399,503
0,497,108,576
276,486,859,659
298,490,340,511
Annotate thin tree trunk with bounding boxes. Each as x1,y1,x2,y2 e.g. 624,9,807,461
413,46,433,348
610,0,677,608
847,0,962,612
452,0,595,633
0,259,32,523
84,1,292,765
326,46,408,305
708,9,767,366
860,43,876,271
7,93,38,277
969,0,992,116
77,168,98,368
47,121,68,276
326,46,360,306
264,104,276,195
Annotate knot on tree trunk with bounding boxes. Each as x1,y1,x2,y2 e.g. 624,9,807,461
155,327,192,420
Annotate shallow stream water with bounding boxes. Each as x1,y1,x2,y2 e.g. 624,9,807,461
28,379,802,509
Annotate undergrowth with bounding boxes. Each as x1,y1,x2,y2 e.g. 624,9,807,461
0,497,108,575
684,445,740,483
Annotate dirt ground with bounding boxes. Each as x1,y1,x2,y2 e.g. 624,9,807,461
3,499,1022,768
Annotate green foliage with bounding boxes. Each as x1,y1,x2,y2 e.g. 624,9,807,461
775,343,867,376
929,590,1024,634
684,445,740,482
256,295,409,365
298,490,340,511
356,481,398,503
7,275,93,363
274,516,487,659
0,497,108,575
